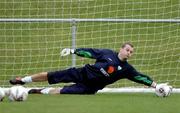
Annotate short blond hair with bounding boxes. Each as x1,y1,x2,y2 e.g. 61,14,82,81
121,42,134,48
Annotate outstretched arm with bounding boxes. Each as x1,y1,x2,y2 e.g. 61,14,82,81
129,73,157,88
61,48,112,59
126,66,157,88
74,48,104,59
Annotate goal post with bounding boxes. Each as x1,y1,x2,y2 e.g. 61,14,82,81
0,18,179,93
0,0,179,93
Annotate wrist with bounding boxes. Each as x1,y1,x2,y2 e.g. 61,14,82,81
70,49,75,54
151,81,157,88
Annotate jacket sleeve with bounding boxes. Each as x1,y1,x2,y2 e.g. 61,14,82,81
74,48,111,59
126,66,153,86
75,48,112,59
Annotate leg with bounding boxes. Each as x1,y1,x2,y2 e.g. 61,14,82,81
47,68,84,84
31,72,48,82
10,67,84,85
49,88,61,94
28,87,61,94
9,72,48,85
60,83,97,94
28,84,97,95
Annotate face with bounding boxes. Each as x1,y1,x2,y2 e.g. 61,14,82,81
119,44,134,61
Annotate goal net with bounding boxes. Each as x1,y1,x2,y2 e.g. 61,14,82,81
0,0,179,92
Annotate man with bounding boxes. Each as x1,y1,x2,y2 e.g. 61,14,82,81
10,42,157,94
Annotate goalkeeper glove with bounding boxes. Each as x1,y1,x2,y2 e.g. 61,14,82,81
151,82,172,89
60,48,75,56
156,83,172,89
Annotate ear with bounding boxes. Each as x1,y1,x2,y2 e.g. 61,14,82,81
120,47,123,52
119,48,122,53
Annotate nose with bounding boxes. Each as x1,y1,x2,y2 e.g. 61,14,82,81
127,51,131,56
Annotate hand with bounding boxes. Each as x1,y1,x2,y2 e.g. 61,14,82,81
60,48,75,57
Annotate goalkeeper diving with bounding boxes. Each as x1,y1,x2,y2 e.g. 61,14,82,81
9,42,172,95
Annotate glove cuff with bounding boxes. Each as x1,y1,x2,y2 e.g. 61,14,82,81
70,49,75,54
151,81,157,88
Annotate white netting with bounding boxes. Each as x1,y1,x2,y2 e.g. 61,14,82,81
0,0,179,89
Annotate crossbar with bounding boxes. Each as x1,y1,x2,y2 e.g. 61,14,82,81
0,18,180,23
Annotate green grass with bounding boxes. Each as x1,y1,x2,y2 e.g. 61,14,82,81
1,93,180,113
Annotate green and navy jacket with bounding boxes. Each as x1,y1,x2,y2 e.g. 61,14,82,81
74,48,153,88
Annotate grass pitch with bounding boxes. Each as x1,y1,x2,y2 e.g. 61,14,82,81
1,93,180,113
